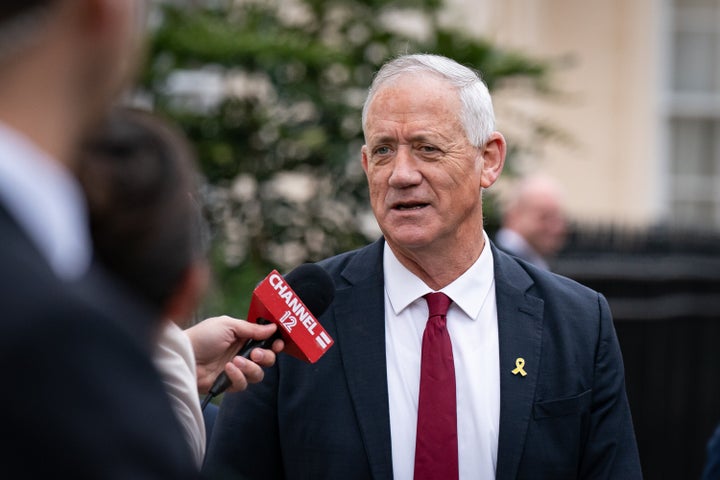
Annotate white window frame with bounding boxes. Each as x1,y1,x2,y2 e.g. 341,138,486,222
662,0,720,230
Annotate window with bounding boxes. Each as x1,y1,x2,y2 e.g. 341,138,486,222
667,0,720,228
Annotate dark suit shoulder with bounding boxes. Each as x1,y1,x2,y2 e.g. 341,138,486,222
0,214,199,478
494,243,604,305
316,237,384,287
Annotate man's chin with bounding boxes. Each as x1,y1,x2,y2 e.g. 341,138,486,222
384,231,436,252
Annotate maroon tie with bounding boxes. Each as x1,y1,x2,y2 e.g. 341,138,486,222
414,292,458,480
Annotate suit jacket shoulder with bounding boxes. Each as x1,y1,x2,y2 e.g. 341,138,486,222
317,237,384,282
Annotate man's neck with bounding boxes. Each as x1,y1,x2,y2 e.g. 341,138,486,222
386,235,486,291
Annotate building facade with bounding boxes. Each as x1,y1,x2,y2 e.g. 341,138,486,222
445,0,720,232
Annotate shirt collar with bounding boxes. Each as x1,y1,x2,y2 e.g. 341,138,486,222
0,121,92,280
495,227,549,270
384,231,495,319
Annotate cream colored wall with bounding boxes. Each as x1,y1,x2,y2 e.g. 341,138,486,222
443,0,663,227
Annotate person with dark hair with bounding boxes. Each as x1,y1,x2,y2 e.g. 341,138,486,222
204,53,641,480
78,107,207,315
77,106,284,468
1,2,205,477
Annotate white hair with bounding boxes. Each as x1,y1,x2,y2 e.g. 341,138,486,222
361,53,496,147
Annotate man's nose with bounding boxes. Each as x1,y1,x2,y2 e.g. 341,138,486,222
388,146,422,187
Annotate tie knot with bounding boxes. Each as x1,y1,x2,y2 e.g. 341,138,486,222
424,292,452,318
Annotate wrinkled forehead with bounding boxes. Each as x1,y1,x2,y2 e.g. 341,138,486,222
363,73,464,139
371,70,457,101
365,73,461,119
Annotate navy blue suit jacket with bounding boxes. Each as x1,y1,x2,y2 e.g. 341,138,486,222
702,423,720,480
0,205,200,478
204,238,641,479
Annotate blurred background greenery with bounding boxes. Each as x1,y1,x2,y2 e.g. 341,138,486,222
137,0,553,317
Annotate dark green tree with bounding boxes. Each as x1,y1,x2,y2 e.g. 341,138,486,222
139,0,551,316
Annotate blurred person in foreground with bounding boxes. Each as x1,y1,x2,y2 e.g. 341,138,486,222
0,1,268,477
494,173,568,271
77,106,283,468
203,53,642,480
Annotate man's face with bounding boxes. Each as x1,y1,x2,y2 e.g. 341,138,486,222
79,0,148,119
518,198,567,257
107,0,148,96
361,74,494,258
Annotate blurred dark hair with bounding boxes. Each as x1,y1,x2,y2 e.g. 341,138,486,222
77,107,208,311
0,1,51,22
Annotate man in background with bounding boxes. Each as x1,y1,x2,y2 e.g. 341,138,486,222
494,173,568,271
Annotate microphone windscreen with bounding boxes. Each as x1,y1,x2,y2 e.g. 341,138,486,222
283,263,335,317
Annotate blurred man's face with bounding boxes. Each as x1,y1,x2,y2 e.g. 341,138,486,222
106,0,148,98
517,197,567,257
75,1,149,132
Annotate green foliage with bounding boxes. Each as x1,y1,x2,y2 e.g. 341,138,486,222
139,0,550,315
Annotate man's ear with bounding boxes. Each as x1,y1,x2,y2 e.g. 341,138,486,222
480,132,507,188
361,145,370,175
164,261,210,329
75,0,119,35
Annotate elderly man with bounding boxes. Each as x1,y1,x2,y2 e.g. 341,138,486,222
204,54,642,480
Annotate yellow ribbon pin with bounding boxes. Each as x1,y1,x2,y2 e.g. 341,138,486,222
512,358,527,377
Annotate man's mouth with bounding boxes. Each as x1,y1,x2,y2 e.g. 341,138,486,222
393,202,429,211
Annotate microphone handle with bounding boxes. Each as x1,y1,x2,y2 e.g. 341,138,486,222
203,319,279,409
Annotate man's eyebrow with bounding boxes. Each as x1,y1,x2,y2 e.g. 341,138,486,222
367,134,396,145
408,133,439,143
367,132,440,144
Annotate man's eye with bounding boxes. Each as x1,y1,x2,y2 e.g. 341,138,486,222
374,146,391,155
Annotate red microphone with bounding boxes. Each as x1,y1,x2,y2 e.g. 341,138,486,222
202,263,335,409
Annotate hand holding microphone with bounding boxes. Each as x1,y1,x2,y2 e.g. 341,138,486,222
202,263,335,409
187,316,283,395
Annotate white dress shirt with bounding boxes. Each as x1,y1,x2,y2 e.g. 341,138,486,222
0,122,91,280
385,231,500,480
494,227,550,270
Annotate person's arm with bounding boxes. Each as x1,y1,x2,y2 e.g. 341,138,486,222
185,315,284,394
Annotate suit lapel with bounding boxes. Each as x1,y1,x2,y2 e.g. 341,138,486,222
491,245,544,480
332,239,394,480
